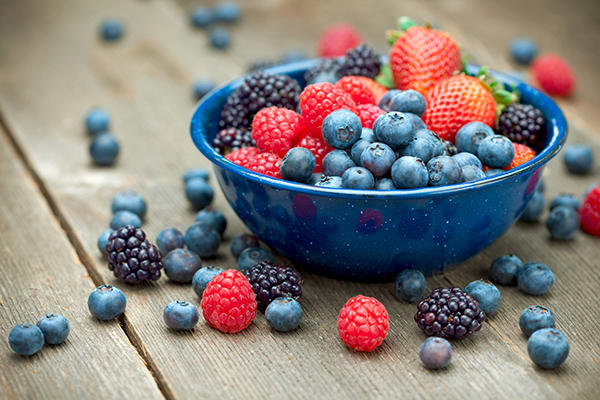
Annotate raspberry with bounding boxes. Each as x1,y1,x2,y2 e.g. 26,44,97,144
337,44,381,80
334,76,376,105
106,225,163,283
318,23,362,58
504,143,536,170
201,269,257,333
295,135,333,172
212,128,254,154
245,261,303,310
353,77,389,104
356,103,385,129
251,107,306,157
532,54,575,97
337,295,389,352
225,146,261,168
497,103,546,150
246,152,282,178
581,186,600,236
299,82,357,135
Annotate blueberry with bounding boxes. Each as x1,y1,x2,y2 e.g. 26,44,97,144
209,28,231,50
238,247,275,271
190,7,214,28
546,205,579,240
549,193,580,211
536,178,546,193
375,178,396,190
36,314,70,345
88,284,126,321
97,228,114,255
156,228,185,255
455,122,494,154
309,173,324,185
185,223,220,258
527,328,569,369
478,135,515,168
391,156,429,188
111,190,147,219
419,337,453,369
360,128,375,142
461,165,485,182
464,280,502,314
265,297,303,332
350,140,372,165
192,266,225,297
99,19,124,42
490,254,523,285
389,89,426,116
8,324,44,356
183,168,209,183
195,209,227,236
281,147,316,183
485,168,505,177
394,269,426,302
85,108,110,134
342,167,375,189
406,113,427,132
519,305,556,337
373,112,415,148
230,233,260,258
453,152,482,169
280,50,306,64
361,142,396,177
518,263,555,295
314,175,343,188
322,109,362,150
214,2,241,22
427,156,462,186
193,80,215,100
509,38,538,65
110,210,141,230
90,132,119,166
400,134,436,164
163,249,202,283
163,301,199,331
521,192,545,222
322,150,355,176
185,178,214,209
378,90,401,111
563,145,593,175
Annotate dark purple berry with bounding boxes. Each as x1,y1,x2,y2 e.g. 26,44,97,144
245,261,302,310
497,103,546,150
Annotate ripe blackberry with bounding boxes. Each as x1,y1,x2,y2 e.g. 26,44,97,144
497,103,546,150
106,225,163,284
212,128,255,154
304,58,342,84
218,72,301,131
337,44,381,80
415,287,486,339
442,140,458,156
245,261,302,310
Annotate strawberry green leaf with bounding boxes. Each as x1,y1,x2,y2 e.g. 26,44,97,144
376,64,396,89
397,16,417,31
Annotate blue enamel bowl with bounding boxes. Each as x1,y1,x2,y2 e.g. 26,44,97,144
190,61,567,280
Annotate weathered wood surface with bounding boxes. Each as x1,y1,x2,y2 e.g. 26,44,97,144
0,0,598,399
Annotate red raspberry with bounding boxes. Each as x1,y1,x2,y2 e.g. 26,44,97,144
251,107,306,157
337,295,389,352
201,269,257,333
225,146,261,168
318,23,362,58
246,152,282,178
581,186,600,236
334,76,376,105
295,135,333,173
299,82,357,136
504,143,536,170
353,76,389,104
356,103,385,129
532,54,575,97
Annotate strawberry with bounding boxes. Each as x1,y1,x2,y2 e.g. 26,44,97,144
504,143,536,170
334,76,376,104
352,77,389,104
318,24,362,58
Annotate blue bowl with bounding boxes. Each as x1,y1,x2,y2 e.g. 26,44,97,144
191,61,567,280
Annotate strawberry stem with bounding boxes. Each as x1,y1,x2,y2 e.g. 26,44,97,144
376,64,396,89
476,66,519,116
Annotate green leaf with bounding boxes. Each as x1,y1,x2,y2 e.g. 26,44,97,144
386,30,403,46
376,64,395,89
397,16,417,31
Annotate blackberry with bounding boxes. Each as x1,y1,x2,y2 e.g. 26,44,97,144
212,128,254,154
106,225,163,284
415,287,486,339
442,140,458,156
218,72,301,131
497,103,546,149
337,44,381,80
245,261,302,310
304,58,342,84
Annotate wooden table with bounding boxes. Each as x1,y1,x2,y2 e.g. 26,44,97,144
1,1,599,398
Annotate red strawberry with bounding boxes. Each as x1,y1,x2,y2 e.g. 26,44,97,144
295,135,333,173
580,186,600,236
226,146,261,168
389,26,461,94
504,143,536,170
353,77,389,104
532,54,575,97
318,23,362,58
251,107,306,157
246,152,282,178
423,74,496,142
334,76,375,105
356,103,385,129
299,82,357,136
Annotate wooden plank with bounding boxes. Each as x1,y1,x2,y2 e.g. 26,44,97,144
0,128,164,399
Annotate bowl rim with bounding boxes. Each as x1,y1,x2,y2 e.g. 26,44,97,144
190,60,567,199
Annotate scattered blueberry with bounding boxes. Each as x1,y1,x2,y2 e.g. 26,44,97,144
209,28,231,50
373,112,415,148
520,191,545,222
183,168,209,183
549,193,580,211
427,156,462,186
281,147,316,183
8,324,44,356
350,140,372,166
184,223,220,258
477,135,515,168
323,150,355,176
322,109,362,150
195,209,227,236
156,228,185,255
99,19,124,42
378,89,401,111
464,280,502,314
238,247,274,271
518,263,555,296
564,145,593,175
510,38,538,65
314,175,343,188
214,2,241,22
519,305,556,337
90,132,119,166
485,168,505,177
163,249,202,283
230,233,260,258
193,80,215,101
341,167,375,189
490,254,523,286
375,178,396,190
192,266,225,297
190,7,214,28
455,122,494,154
394,269,426,302
361,142,396,177
163,301,199,331
388,89,426,116
265,297,303,332
419,337,453,370
453,152,482,169
88,284,126,321
85,108,110,135
185,178,214,209
461,165,485,182
110,210,141,230
111,190,147,219
36,314,70,345
391,156,428,188
97,228,114,255
527,328,569,369
546,205,579,240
